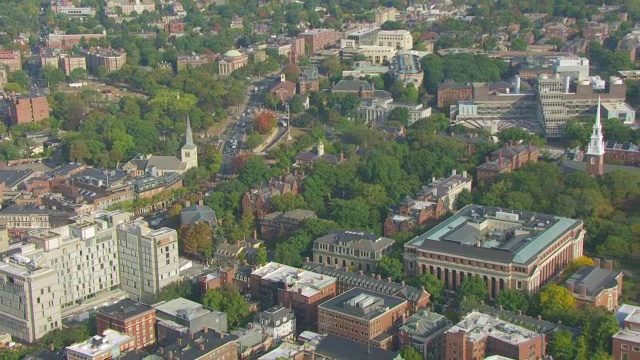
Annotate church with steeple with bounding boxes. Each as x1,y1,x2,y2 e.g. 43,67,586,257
122,118,199,177
584,98,605,177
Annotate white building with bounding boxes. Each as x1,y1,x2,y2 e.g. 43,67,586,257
116,220,180,303
377,30,413,50
602,102,636,124
357,98,432,126
66,330,134,360
554,57,590,80
255,306,296,345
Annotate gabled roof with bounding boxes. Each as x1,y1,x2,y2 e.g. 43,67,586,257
181,205,217,226
332,79,374,92
566,266,622,297
270,80,296,94
147,155,184,171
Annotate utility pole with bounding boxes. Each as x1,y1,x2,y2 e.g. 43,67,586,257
286,102,292,141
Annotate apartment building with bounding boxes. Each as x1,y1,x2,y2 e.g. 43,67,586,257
377,30,413,50
613,304,640,360
300,29,339,55
176,52,218,70
66,330,135,360
373,7,397,25
96,299,157,349
565,258,623,311
0,254,61,343
0,204,71,234
153,297,228,341
317,288,408,350
399,309,452,360
312,230,395,272
0,50,22,73
247,262,337,332
60,56,87,75
106,0,155,15
116,220,180,303
255,306,296,345
404,205,585,297
82,48,127,74
8,95,51,125
384,170,472,237
445,312,545,360
47,32,107,49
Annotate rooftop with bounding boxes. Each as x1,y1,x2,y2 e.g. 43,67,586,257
154,297,219,321
66,330,132,357
566,266,621,297
613,328,640,344
332,79,374,92
157,329,239,358
98,298,154,321
399,309,452,337
447,311,543,345
405,205,583,265
252,262,336,298
314,230,395,252
319,288,406,320
314,335,401,360
0,169,34,188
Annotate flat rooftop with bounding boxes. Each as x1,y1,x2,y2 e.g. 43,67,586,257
98,298,154,320
252,262,336,298
153,297,216,320
447,311,542,345
613,329,640,343
66,330,132,357
318,288,406,320
406,204,582,265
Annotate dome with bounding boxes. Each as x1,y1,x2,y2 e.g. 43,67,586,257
224,49,242,58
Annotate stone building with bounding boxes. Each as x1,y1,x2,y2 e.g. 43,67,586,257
312,230,395,272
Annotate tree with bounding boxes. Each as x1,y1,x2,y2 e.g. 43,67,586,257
182,167,211,187
254,111,277,134
201,285,250,328
179,222,214,258
246,131,262,150
271,193,308,212
511,38,528,51
168,203,182,217
579,307,620,354
409,273,445,304
3,82,25,93
399,346,422,360
495,289,529,313
9,70,30,90
200,144,223,174
254,245,267,266
547,329,576,360
283,63,301,82
289,94,306,113
41,65,66,88
457,275,489,303
455,188,473,210
69,68,88,82
156,279,195,302
238,156,269,187
387,107,410,126
533,284,577,324
376,256,404,282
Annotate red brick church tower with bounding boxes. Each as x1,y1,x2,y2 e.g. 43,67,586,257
585,97,605,176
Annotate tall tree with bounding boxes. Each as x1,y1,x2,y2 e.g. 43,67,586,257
457,275,489,303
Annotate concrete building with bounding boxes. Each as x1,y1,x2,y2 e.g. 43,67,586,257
153,297,228,341
565,259,623,311
399,309,452,360
445,312,545,360
404,205,585,297
247,262,337,332
82,48,126,75
384,170,472,237
60,56,87,75
553,57,590,80
255,306,296,345
8,95,51,125
116,220,180,303
47,32,106,50
613,304,640,360
300,29,339,55
356,97,432,126
341,45,396,65
373,7,397,25
0,254,61,343
317,288,408,350
377,30,413,50
345,27,380,48
0,205,71,234
602,102,636,124
391,54,423,86
106,0,155,15
96,299,157,349
66,330,135,360
312,230,395,272
0,50,22,73
218,49,249,76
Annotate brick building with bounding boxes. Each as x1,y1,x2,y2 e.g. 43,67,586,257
247,262,337,332
96,299,157,349
269,74,297,102
613,304,640,360
445,312,545,360
565,258,623,311
300,29,338,55
605,141,640,166
583,21,609,44
437,82,473,108
177,51,218,70
317,288,408,350
242,174,304,219
66,330,135,360
298,66,319,94
47,32,106,49
60,56,87,75
0,50,22,73
312,230,395,272
476,143,539,184
404,205,585,297
399,309,452,360
83,48,126,75
164,22,185,36
259,209,317,241
8,95,51,125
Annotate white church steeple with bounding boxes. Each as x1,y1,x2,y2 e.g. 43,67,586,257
181,116,198,171
585,97,605,176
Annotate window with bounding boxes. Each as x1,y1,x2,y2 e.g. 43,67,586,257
633,347,640,352
622,344,630,350
621,352,629,360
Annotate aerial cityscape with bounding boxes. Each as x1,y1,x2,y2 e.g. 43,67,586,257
0,0,639,359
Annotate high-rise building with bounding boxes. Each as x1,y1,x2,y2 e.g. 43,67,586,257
585,98,605,176
116,220,180,303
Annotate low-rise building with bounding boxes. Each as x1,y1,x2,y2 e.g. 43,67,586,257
298,66,319,94
47,31,106,50
356,97,431,126
445,311,545,360
318,288,408,350
218,49,249,76
259,209,316,241
604,141,640,166
0,50,22,73
106,0,155,15
377,30,413,50
66,330,135,360
255,306,296,345
181,202,217,227
295,142,344,167
234,328,272,360
341,45,396,65
313,334,402,360
602,102,636,124
82,48,126,75
242,174,304,219
153,297,228,341
613,304,640,360
8,95,50,125
269,74,297,102
176,51,218,70
565,258,623,311
96,299,157,350
438,82,473,108
312,230,395,272
300,29,339,55
391,54,423,86
476,143,539,184
399,309,452,360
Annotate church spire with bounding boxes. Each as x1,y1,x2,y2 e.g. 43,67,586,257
586,97,605,157
185,116,194,147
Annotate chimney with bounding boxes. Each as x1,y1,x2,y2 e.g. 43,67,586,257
567,282,575,293
387,277,391,283
485,156,489,163
462,170,468,178
168,351,174,360
498,151,503,166
199,199,203,206
377,274,381,280
579,284,587,296
253,229,258,239
219,332,224,338
371,273,376,278
177,338,182,346
509,140,514,147
359,270,364,275
306,257,310,262
298,287,303,294
537,315,542,320
517,310,522,315
160,348,164,355
185,201,190,207
401,280,405,286
203,326,208,333
593,258,601,268
452,169,457,176
604,259,613,271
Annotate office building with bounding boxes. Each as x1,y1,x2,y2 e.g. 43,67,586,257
565,258,623,311
312,230,394,272
117,220,180,303
553,57,590,80
613,304,640,360
601,102,636,124
154,297,228,341
83,48,126,75
445,312,545,360
66,330,135,360
345,27,381,48
8,96,50,125
300,29,339,55
255,306,296,345
317,288,408,350
438,82,473,108
377,30,413,50
404,205,585,297
0,254,61,343
247,262,337,332
96,299,157,349
106,0,155,15
341,45,396,65
373,7,397,25
218,49,249,76
0,50,22,73
391,54,423,86
60,56,87,75
399,309,452,360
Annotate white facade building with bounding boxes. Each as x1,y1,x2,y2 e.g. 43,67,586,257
377,30,413,50
255,306,296,345
357,98,432,126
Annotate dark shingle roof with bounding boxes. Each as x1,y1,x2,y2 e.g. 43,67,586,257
98,298,154,320
332,80,374,92
566,266,622,297
314,335,400,360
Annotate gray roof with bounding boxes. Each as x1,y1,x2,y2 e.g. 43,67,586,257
315,230,395,252
181,205,217,226
0,169,34,189
98,298,154,320
399,309,452,337
318,287,406,320
332,80,374,92
476,304,568,335
314,335,400,360
259,305,294,324
49,162,84,177
566,266,622,297
147,155,184,171
282,209,317,221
